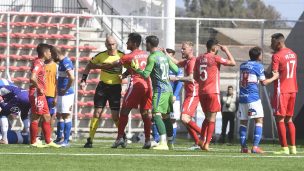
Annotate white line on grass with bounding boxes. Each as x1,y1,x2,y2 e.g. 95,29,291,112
0,152,303,158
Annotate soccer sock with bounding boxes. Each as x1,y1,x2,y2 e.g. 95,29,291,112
239,125,247,147
201,119,209,142
187,121,201,134
89,118,99,142
163,117,173,138
151,122,160,142
277,122,287,147
172,122,177,143
114,120,119,128
117,114,128,139
42,121,52,144
187,127,200,144
142,116,151,141
30,121,38,144
0,117,8,141
206,121,215,144
154,115,166,135
56,119,65,140
253,123,263,147
64,118,72,143
287,122,296,146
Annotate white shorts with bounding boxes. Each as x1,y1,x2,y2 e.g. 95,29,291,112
56,93,74,114
170,100,181,120
238,99,264,120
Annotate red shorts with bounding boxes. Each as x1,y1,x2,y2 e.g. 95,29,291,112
29,94,49,115
122,83,152,110
199,93,221,113
182,95,199,117
272,92,296,117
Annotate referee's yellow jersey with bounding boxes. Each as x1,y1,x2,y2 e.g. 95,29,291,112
91,50,124,85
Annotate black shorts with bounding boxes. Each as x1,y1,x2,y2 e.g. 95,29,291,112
94,81,121,111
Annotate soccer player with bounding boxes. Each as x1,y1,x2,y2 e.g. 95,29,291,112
166,48,183,144
238,47,265,153
194,39,236,151
44,56,57,135
0,85,31,143
81,36,124,148
0,102,22,144
29,43,60,148
111,33,153,149
51,47,75,147
150,48,183,146
167,41,201,148
263,33,298,155
131,35,179,150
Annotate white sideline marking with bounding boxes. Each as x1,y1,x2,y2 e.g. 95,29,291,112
0,152,303,158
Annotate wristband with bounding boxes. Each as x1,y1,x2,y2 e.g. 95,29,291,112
81,74,88,82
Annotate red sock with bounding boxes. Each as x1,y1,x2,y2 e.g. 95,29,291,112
201,119,209,141
118,114,128,139
186,127,199,144
206,121,215,144
277,122,287,147
287,122,296,146
142,116,151,141
188,121,201,134
30,121,38,144
42,121,52,144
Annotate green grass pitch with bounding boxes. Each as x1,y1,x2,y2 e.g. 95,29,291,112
0,139,303,171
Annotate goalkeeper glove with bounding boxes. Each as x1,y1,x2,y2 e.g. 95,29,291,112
131,59,139,70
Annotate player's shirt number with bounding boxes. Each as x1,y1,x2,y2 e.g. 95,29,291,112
286,60,295,79
160,63,169,79
199,64,207,81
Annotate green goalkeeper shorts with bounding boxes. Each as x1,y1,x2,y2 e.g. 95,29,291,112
152,91,173,114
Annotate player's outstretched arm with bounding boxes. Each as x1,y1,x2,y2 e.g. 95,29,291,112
219,44,236,66
131,56,155,79
261,71,279,86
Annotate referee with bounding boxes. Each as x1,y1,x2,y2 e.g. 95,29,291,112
80,36,124,148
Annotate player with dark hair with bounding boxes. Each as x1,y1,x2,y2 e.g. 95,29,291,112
194,39,235,151
29,43,60,148
263,33,298,155
111,32,153,149
131,35,179,150
238,46,265,153
167,41,201,149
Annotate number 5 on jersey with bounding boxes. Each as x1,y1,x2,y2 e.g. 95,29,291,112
199,64,208,81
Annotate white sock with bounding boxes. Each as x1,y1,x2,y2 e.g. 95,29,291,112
0,117,9,141
160,134,167,143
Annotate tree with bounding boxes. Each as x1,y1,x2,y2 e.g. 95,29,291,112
182,0,281,20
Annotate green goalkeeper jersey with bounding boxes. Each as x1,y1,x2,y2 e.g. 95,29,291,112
136,50,178,93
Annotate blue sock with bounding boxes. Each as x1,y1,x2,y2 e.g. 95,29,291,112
239,125,247,147
253,125,263,147
56,121,65,140
64,120,72,143
172,128,177,143
151,122,160,142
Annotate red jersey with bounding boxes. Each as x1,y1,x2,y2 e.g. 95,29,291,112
121,49,151,89
178,57,199,97
272,48,298,93
29,58,46,95
194,53,228,94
